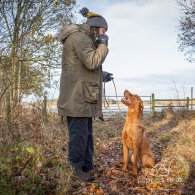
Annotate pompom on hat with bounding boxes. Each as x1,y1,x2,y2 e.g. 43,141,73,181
79,7,108,30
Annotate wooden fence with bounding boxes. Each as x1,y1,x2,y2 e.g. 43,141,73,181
42,94,195,119
101,94,195,118
151,94,195,116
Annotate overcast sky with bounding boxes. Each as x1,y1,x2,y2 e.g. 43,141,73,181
74,0,194,99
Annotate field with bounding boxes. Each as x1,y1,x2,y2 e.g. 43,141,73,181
43,97,194,115
0,108,195,194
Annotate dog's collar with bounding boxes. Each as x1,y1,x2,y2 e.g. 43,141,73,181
126,124,144,130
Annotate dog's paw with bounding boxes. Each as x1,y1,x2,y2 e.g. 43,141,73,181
122,165,128,172
132,167,138,177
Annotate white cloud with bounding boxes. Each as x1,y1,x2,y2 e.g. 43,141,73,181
74,0,195,99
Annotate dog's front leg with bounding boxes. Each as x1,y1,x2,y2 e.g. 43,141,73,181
122,142,129,171
132,145,139,177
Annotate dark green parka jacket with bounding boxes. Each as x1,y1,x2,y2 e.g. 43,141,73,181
57,24,109,117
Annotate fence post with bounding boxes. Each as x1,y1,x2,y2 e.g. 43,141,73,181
151,93,155,116
186,97,189,110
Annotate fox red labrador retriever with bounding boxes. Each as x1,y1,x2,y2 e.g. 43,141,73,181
121,90,155,177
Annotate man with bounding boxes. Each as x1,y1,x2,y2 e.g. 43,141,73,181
57,7,113,181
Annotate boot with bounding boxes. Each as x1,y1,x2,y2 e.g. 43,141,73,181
82,165,95,172
74,167,94,182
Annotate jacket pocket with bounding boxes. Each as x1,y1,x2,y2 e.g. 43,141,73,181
83,81,99,103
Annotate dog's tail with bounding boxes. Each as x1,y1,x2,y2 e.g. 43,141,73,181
142,154,155,168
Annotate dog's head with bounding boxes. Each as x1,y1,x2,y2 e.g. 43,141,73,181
121,90,144,116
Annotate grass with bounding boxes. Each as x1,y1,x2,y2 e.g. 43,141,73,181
0,107,194,194
145,108,195,186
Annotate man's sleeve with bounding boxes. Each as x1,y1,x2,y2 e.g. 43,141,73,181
75,34,109,71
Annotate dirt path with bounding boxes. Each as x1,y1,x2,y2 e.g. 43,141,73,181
1,111,194,194
69,113,195,194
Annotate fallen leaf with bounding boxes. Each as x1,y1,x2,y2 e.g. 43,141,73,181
96,188,104,195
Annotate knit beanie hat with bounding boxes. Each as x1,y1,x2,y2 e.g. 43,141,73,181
79,7,108,30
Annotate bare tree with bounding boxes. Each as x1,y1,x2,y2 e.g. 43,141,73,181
177,0,195,62
0,0,76,126
0,0,76,98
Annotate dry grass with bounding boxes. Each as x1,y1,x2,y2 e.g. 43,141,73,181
143,108,195,192
0,107,74,194
0,107,194,194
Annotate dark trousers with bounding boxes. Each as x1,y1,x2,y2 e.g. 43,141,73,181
67,117,94,170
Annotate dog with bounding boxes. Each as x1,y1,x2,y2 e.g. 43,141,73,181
121,90,155,177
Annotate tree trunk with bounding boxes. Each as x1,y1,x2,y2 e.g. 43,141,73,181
6,91,11,131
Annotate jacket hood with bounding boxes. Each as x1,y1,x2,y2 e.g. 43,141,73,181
57,24,90,43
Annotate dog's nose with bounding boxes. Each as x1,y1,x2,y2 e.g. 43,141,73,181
124,89,128,93
124,90,128,95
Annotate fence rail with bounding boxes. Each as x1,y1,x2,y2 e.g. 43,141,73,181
101,94,195,118
151,94,195,116
39,93,195,119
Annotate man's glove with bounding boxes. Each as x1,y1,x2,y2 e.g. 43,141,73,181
103,71,114,82
96,34,109,46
